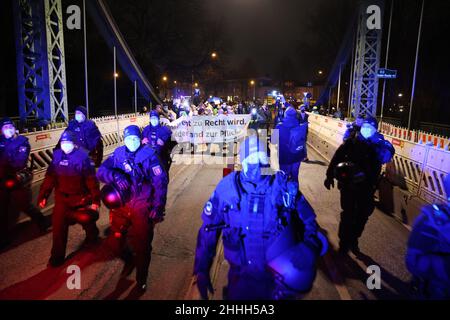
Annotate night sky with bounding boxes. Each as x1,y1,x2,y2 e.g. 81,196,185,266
1,0,450,131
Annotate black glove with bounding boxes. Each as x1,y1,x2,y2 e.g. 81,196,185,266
196,272,214,300
114,172,130,191
324,177,335,190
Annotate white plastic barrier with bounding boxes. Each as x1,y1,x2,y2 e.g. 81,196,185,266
307,113,450,204
23,112,450,205
26,113,150,184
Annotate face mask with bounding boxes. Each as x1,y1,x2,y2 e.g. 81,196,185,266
150,118,159,127
124,136,141,153
2,128,15,139
360,125,376,139
75,113,86,123
61,142,75,154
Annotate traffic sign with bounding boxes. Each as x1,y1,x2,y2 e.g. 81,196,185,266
377,68,397,79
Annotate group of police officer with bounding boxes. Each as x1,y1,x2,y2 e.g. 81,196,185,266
1,105,449,299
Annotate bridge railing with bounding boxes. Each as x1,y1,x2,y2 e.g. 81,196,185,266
379,121,450,150
307,113,450,205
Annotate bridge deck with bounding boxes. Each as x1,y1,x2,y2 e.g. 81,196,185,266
0,149,412,300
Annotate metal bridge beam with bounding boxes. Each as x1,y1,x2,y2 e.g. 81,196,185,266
350,1,384,117
44,0,69,123
13,0,68,125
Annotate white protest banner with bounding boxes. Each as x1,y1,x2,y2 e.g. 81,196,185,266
168,114,251,144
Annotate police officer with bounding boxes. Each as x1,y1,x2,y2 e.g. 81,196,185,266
0,118,48,249
298,106,310,162
97,125,168,291
142,111,173,173
272,107,307,182
343,114,364,142
324,116,395,254
194,135,324,300
66,106,103,167
406,174,450,300
38,131,101,267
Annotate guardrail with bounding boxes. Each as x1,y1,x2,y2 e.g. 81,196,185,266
307,113,450,205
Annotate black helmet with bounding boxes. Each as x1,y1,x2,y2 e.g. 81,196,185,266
67,207,99,225
334,162,356,184
100,184,131,209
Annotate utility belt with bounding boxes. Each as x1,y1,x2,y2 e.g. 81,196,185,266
56,191,91,206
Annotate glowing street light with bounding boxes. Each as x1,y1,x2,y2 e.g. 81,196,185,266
318,70,323,75
114,72,119,78
398,93,403,97
162,76,168,82
250,80,256,100
211,52,217,59
194,82,199,87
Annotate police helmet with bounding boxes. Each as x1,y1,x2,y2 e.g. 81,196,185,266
100,184,131,209
267,242,317,293
334,162,357,184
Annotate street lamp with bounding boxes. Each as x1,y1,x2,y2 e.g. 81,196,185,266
114,72,119,78
250,80,256,100
162,76,168,99
194,82,199,87
398,93,403,97
318,70,323,75
211,52,217,59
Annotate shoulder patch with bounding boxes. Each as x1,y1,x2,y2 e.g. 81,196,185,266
204,201,213,216
152,165,163,176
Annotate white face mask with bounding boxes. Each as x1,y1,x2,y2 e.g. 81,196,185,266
61,142,75,154
2,127,15,139
360,124,376,139
75,112,86,123
150,118,159,127
124,136,141,152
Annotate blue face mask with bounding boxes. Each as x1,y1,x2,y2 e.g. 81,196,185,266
360,125,376,139
124,136,141,152
150,118,159,127
61,142,75,154
75,113,86,123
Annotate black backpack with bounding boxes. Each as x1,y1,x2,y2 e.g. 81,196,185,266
288,124,307,154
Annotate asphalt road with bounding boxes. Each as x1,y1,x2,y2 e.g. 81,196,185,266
0,149,413,300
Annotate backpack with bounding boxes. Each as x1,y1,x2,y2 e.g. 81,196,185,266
288,124,307,154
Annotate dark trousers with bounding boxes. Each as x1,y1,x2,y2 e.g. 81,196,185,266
338,184,375,248
109,207,155,284
0,186,45,244
51,193,99,261
225,266,276,300
280,162,301,183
